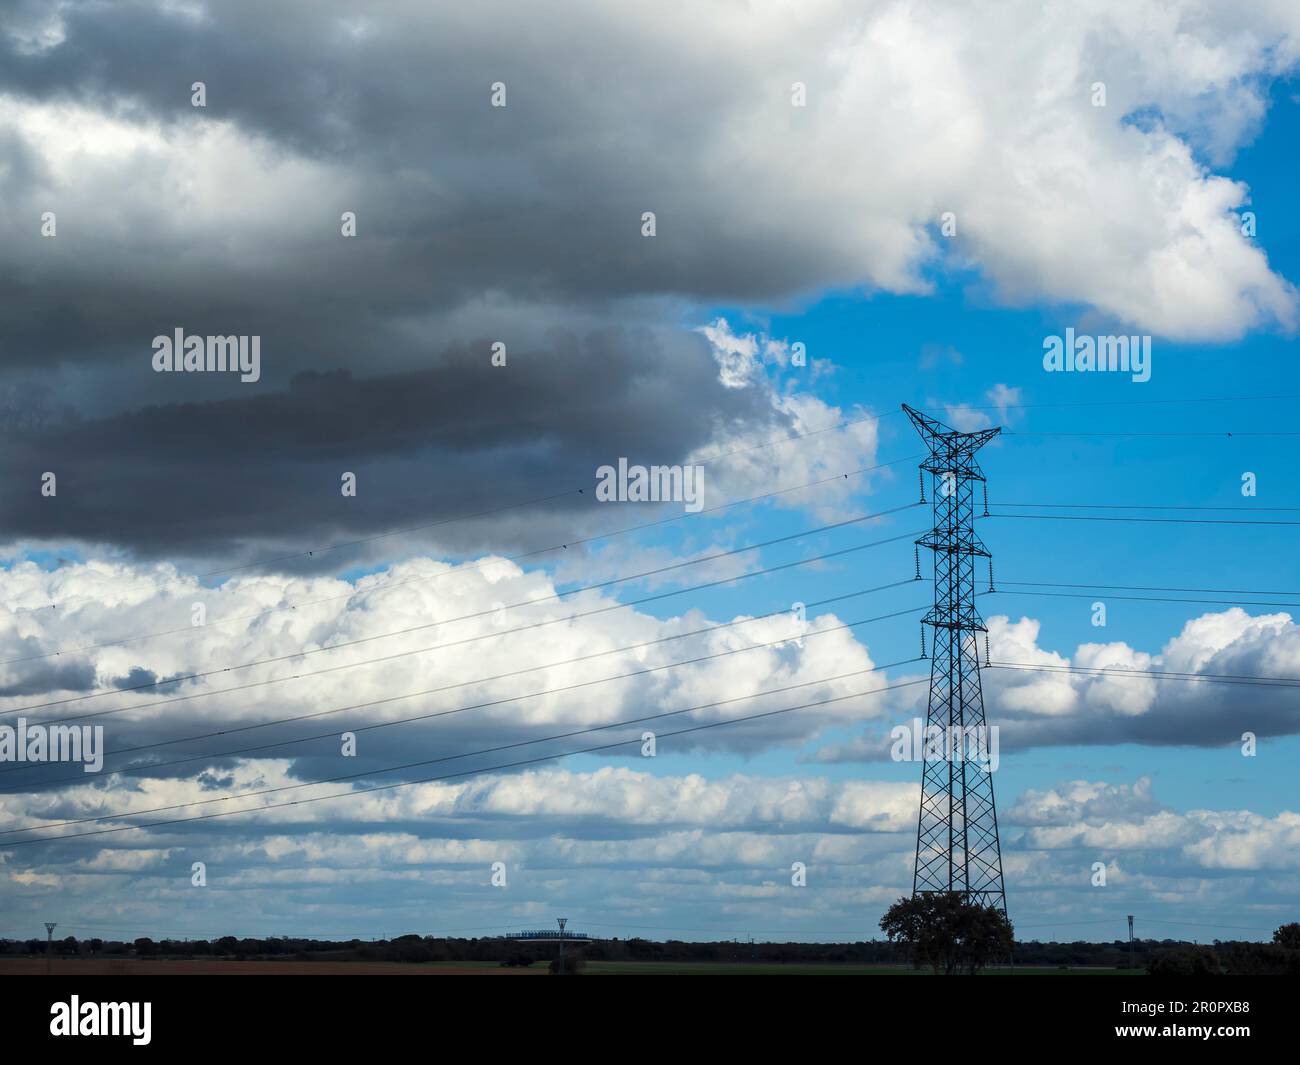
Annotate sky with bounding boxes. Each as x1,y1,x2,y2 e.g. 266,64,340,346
0,0,1298,946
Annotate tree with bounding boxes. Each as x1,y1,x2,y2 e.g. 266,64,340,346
1221,942,1300,975
959,901,1017,976
1148,946,1221,976
1272,922,1300,950
500,952,534,968
133,937,156,957
880,893,1014,975
549,954,585,975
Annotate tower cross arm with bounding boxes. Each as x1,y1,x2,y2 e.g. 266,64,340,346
901,403,1001,455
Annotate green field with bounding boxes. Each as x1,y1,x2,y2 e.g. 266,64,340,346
0,956,1150,976
578,961,1144,976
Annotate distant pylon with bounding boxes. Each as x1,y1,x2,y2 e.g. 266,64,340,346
902,404,1006,913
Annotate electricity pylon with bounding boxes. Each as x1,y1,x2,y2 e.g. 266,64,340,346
902,404,1006,913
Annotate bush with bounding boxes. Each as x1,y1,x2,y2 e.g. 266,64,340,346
549,955,585,975
1147,946,1221,976
500,953,535,968
1221,943,1300,976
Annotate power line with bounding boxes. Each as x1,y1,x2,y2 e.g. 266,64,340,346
991,588,1300,610
2,453,921,668
947,392,1300,413
8,525,924,731
1135,918,1282,933
1002,579,1300,597
996,502,1300,513
1011,916,1279,934
1005,430,1300,438
11,403,1296,672
3,504,923,724
568,918,876,936
988,661,1300,689
985,513,1300,528
1,658,919,833
19,389,1300,663
0,593,923,790
0,582,916,778
0,675,927,846
14,389,1300,601
1012,918,1125,928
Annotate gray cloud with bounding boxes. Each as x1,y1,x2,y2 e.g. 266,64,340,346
0,0,1292,393
0,0,1294,569
0,326,780,563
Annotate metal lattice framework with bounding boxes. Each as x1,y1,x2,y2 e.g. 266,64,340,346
902,404,1006,914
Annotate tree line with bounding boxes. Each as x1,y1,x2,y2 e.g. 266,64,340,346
3,915,1295,974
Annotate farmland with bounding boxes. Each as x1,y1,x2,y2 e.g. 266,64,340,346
0,957,1140,977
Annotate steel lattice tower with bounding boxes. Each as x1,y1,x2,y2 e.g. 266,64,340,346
903,404,1006,913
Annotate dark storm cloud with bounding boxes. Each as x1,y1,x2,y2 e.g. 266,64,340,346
0,656,96,696
0,0,835,563
0,0,839,382
0,327,773,563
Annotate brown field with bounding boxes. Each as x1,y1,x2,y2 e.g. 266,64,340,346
0,958,533,976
